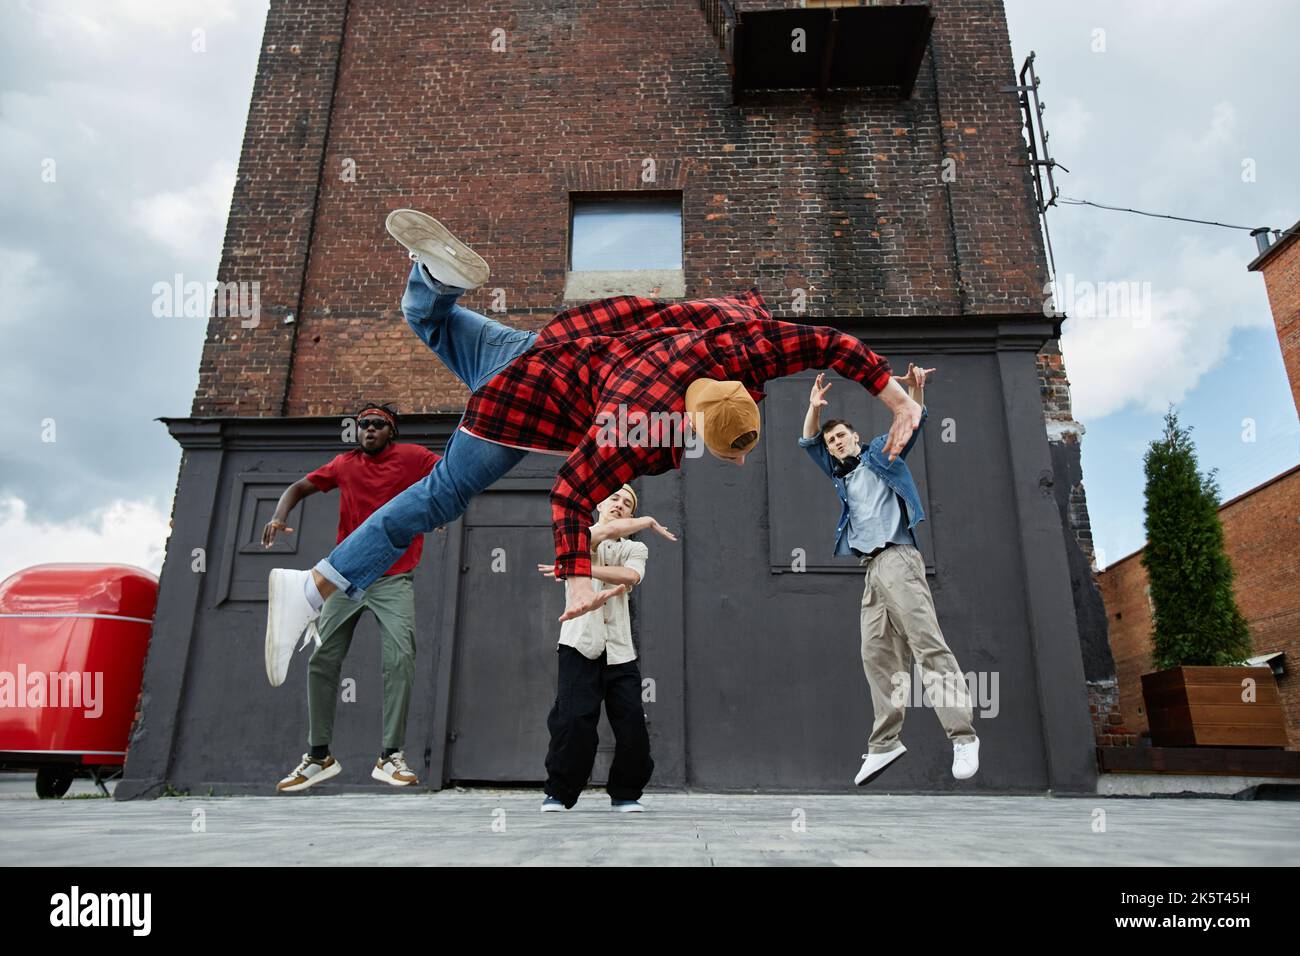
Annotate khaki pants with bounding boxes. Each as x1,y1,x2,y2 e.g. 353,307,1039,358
859,544,975,753
307,572,417,751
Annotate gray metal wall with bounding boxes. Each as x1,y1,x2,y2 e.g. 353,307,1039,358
119,315,1097,797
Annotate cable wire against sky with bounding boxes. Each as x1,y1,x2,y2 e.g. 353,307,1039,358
1057,196,1292,237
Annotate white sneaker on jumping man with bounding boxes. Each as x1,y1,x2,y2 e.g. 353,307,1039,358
952,737,980,780
385,209,490,291
610,798,645,813
854,743,907,785
276,753,341,793
372,751,418,787
541,796,567,812
265,568,322,687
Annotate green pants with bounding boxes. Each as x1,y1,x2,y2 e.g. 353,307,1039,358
307,572,417,751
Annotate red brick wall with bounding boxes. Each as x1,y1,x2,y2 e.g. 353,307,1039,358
193,0,349,416
191,0,1052,417
1256,234,1300,417
1098,467,1300,749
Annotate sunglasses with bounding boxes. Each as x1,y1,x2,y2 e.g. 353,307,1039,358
358,418,391,431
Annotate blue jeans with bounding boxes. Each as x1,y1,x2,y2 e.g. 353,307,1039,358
315,263,539,598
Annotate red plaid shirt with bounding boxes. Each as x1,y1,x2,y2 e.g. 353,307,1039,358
459,288,892,578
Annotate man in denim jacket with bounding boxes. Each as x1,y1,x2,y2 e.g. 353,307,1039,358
799,366,979,785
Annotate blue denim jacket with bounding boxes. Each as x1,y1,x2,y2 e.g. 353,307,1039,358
798,407,928,557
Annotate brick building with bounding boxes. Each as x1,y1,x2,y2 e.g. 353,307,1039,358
1098,222,1300,751
120,0,1108,797
1251,222,1300,413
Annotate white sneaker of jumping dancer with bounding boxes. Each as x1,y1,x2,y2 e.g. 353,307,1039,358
854,743,907,785
952,737,980,780
265,568,321,687
385,208,490,291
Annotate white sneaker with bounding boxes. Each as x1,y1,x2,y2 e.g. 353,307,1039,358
265,568,321,687
386,208,490,290
541,796,567,812
276,753,341,793
952,738,980,780
854,744,907,785
610,799,645,812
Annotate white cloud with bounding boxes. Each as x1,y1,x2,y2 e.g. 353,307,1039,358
1063,288,1207,419
130,160,236,259
0,496,170,585
1060,239,1273,420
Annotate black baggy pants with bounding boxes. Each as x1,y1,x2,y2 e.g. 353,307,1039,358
544,645,654,808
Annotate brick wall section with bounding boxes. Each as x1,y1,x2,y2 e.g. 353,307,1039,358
192,0,349,416
1098,467,1300,749
188,0,1057,416
1038,339,1098,564
1087,679,1139,748
1254,230,1300,417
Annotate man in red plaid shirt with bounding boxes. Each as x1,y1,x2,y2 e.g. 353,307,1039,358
265,211,922,665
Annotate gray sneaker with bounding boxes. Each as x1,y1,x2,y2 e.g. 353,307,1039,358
386,208,490,290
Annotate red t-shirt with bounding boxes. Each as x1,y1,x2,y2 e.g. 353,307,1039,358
306,442,441,576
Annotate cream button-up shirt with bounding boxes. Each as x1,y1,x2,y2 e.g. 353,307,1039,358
557,536,648,665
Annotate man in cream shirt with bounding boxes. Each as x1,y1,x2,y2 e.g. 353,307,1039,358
536,484,676,812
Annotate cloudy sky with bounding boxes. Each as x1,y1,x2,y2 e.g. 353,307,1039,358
1004,0,1300,565
0,0,1297,583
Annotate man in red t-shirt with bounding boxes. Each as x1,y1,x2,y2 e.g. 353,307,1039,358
261,402,440,793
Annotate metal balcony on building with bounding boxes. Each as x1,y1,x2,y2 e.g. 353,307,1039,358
699,1,936,102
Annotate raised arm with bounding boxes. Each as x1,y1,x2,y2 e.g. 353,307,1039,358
590,515,677,547
882,363,935,462
803,372,832,439
732,318,921,460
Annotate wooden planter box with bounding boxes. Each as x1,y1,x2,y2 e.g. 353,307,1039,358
1141,666,1289,748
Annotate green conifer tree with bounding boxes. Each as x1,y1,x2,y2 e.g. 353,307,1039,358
1141,409,1252,669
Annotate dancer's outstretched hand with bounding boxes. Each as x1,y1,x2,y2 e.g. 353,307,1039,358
261,519,293,548
641,517,677,542
876,378,922,461
895,363,936,390
809,372,832,408
884,403,921,461
559,577,626,623
537,563,560,580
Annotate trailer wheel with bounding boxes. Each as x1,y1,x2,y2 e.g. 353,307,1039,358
36,765,75,799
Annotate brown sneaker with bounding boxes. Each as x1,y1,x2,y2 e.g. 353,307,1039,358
276,753,341,792
372,751,418,787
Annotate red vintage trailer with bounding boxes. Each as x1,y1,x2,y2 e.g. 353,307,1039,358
0,563,158,797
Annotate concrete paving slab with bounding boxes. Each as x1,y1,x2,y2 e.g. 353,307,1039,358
2,785,1298,866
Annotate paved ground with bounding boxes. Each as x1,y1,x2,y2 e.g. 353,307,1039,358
2,777,1298,865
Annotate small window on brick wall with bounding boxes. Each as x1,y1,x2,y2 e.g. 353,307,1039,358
565,193,685,301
